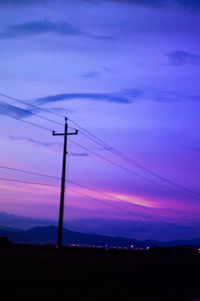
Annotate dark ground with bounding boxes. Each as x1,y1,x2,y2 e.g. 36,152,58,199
0,245,200,300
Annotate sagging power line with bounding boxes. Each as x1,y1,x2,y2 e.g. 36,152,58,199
0,176,164,223
0,91,199,199
0,177,59,188
1,91,199,243
1,94,199,201
0,164,196,225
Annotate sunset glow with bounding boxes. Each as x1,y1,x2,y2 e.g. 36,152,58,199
0,0,199,240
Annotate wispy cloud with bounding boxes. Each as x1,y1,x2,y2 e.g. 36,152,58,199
0,21,114,41
1,0,200,10
175,0,200,9
192,95,200,102
81,71,101,79
0,21,85,40
0,102,32,119
33,88,200,107
97,0,163,7
8,136,62,148
51,107,75,114
0,0,47,6
166,51,200,66
35,90,141,105
0,0,161,8
190,147,200,152
86,0,200,10
69,152,89,157
151,90,184,103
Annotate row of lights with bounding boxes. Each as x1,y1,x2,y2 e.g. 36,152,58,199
68,243,150,251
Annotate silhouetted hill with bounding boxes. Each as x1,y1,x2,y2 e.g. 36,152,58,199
0,212,56,230
1,212,200,241
0,226,147,247
0,225,22,232
0,226,200,248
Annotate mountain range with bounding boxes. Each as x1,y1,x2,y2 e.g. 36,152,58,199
1,226,200,248
1,211,200,242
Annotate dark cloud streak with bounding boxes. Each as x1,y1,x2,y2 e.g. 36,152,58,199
81,71,101,79
8,136,61,148
70,152,89,157
34,88,200,106
1,0,200,9
94,0,200,9
0,101,32,119
0,0,48,6
166,51,200,66
0,21,84,40
35,91,140,105
0,21,113,41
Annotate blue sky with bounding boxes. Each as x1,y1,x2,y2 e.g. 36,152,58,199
0,0,200,240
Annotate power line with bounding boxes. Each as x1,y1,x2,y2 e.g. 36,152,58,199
0,164,159,214
0,165,60,180
0,165,163,221
3,99,63,127
0,176,59,188
1,100,198,201
2,114,194,201
0,94,64,127
2,93,199,234
0,92,62,118
0,174,195,225
1,92,199,199
0,174,162,221
75,123,200,198
0,164,172,218
0,163,197,224
5,104,193,202
0,99,53,132
67,179,196,224
67,187,160,221
67,187,196,225
0,174,194,224
68,139,200,201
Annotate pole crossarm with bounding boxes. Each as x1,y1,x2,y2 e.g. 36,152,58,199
52,130,78,136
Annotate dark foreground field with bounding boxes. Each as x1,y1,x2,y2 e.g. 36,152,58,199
0,245,200,300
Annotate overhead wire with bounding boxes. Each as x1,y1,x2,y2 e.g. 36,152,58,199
71,121,200,198
1,109,197,201
0,164,197,224
0,93,64,127
0,99,53,132
0,177,59,188
1,92,199,199
0,174,161,221
0,164,174,218
68,139,200,201
0,165,60,180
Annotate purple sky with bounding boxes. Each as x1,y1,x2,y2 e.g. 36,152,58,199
0,0,200,240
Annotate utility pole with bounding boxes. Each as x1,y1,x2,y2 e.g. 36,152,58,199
53,117,78,258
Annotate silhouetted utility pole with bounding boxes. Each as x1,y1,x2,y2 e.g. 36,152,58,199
53,117,78,257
